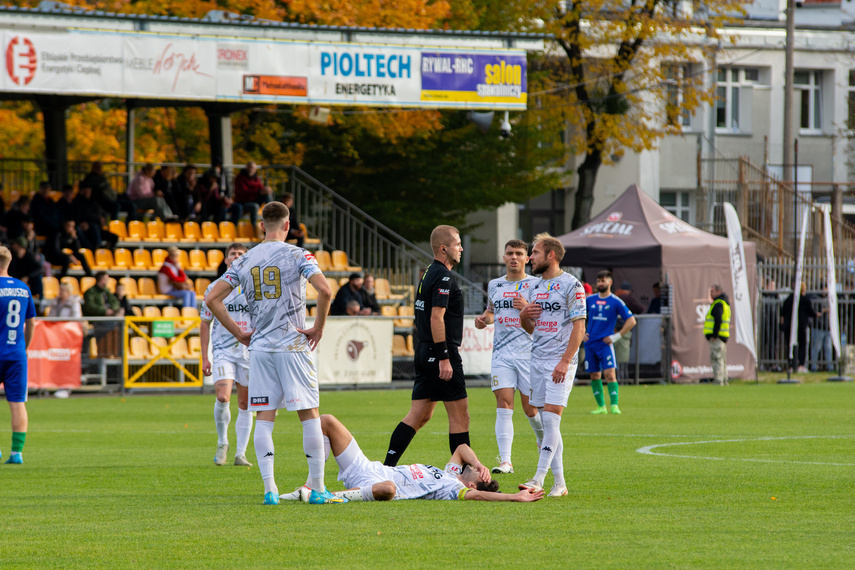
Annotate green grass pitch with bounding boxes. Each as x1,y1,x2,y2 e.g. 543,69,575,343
0,382,853,568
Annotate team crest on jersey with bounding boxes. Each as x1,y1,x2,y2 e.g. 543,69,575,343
545,283,560,292
513,282,529,291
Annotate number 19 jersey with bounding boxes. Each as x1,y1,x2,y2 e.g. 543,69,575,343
530,272,586,361
486,275,538,362
221,241,321,353
0,277,36,360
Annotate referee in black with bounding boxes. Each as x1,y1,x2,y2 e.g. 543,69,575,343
384,225,469,466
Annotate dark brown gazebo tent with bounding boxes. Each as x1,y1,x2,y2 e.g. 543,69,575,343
557,184,757,381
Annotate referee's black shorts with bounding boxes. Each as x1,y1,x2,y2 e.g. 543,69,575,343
412,342,466,402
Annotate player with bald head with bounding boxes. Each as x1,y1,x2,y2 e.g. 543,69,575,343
384,225,468,466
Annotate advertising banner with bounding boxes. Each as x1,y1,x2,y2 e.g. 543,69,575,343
312,317,393,385
27,320,83,389
822,207,841,356
459,317,493,375
2,29,528,109
723,203,757,361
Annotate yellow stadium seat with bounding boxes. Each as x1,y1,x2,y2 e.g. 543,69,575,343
392,335,409,357
181,306,199,319
177,249,190,270
94,249,115,271
113,248,133,271
106,277,117,294
374,278,392,300
62,248,82,270
237,220,256,241
89,336,98,358
150,336,168,357
151,249,168,268
138,277,170,300
306,282,318,301
143,306,162,318
308,306,317,316
381,306,398,318
144,220,165,242
313,250,332,272
326,277,340,297
133,248,152,270
170,337,190,358
42,306,51,316
301,223,321,245
131,306,142,317
80,276,96,294
129,337,149,359
161,306,180,318
188,336,202,358
60,276,80,297
42,276,59,300
206,249,224,271
218,221,237,242
189,249,206,270
78,248,100,270
165,222,184,241
201,221,219,242
109,220,128,240
119,277,139,299
331,250,361,272
395,305,414,328
406,335,415,356
127,220,147,241
194,278,211,297
182,221,202,243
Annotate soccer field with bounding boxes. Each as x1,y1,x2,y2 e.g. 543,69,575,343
0,383,852,568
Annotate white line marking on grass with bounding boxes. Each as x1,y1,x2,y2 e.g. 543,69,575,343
637,435,855,466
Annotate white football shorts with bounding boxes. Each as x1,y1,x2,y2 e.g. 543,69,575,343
335,439,388,491
212,357,250,386
491,358,531,394
529,357,577,408
248,350,319,412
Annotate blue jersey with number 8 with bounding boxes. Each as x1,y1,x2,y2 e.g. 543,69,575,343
0,277,36,360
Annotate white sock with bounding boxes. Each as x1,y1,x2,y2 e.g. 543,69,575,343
214,400,231,446
254,420,277,495
528,412,544,449
534,411,562,486
302,417,326,493
550,432,565,488
235,408,253,457
323,435,331,461
495,408,514,464
334,487,375,502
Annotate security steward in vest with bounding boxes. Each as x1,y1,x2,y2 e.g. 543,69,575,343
704,284,731,385
383,225,468,466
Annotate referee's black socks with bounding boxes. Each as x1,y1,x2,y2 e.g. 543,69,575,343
449,432,470,456
384,422,417,466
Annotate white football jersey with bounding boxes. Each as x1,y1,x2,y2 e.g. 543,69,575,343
221,241,322,353
389,463,467,501
530,271,586,361
486,275,538,362
200,281,250,363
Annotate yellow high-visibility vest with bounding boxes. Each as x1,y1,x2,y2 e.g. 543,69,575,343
704,299,730,338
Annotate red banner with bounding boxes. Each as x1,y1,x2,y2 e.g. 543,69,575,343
27,321,83,388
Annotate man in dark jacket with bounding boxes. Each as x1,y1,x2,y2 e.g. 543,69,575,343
780,281,816,373
45,220,92,277
80,161,119,219
704,284,731,385
331,273,371,316
30,181,62,237
234,161,272,228
360,273,381,315
8,238,43,300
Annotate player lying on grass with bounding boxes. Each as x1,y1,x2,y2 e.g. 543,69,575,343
282,414,544,502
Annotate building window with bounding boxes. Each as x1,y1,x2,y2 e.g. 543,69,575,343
664,63,692,128
794,70,822,132
660,191,691,223
715,67,757,133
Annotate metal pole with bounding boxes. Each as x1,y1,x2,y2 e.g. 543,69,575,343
782,0,795,189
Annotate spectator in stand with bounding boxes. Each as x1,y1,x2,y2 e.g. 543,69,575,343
809,285,834,372
583,282,593,296
128,163,175,221
73,184,117,249
31,181,63,237
51,282,82,318
157,246,197,308
360,273,381,315
114,282,132,316
81,161,119,219
56,184,77,224
4,197,31,242
345,299,361,316
44,219,92,278
204,161,241,224
153,166,179,220
172,164,198,221
234,161,272,228
780,281,816,373
331,273,371,316
647,282,662,314
195,172,229,223
8,238,43,300
82,271,124,358
281,192,304,247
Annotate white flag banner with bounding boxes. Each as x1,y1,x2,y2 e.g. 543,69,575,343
822,207,841,356
789,207,810,360
723,203,756,360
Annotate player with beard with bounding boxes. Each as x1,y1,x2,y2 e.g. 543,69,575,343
474,240,543,474
384,225,468,466
584,270,636,414
518,233,586,497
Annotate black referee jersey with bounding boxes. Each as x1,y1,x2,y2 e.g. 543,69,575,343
414,260,464,346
